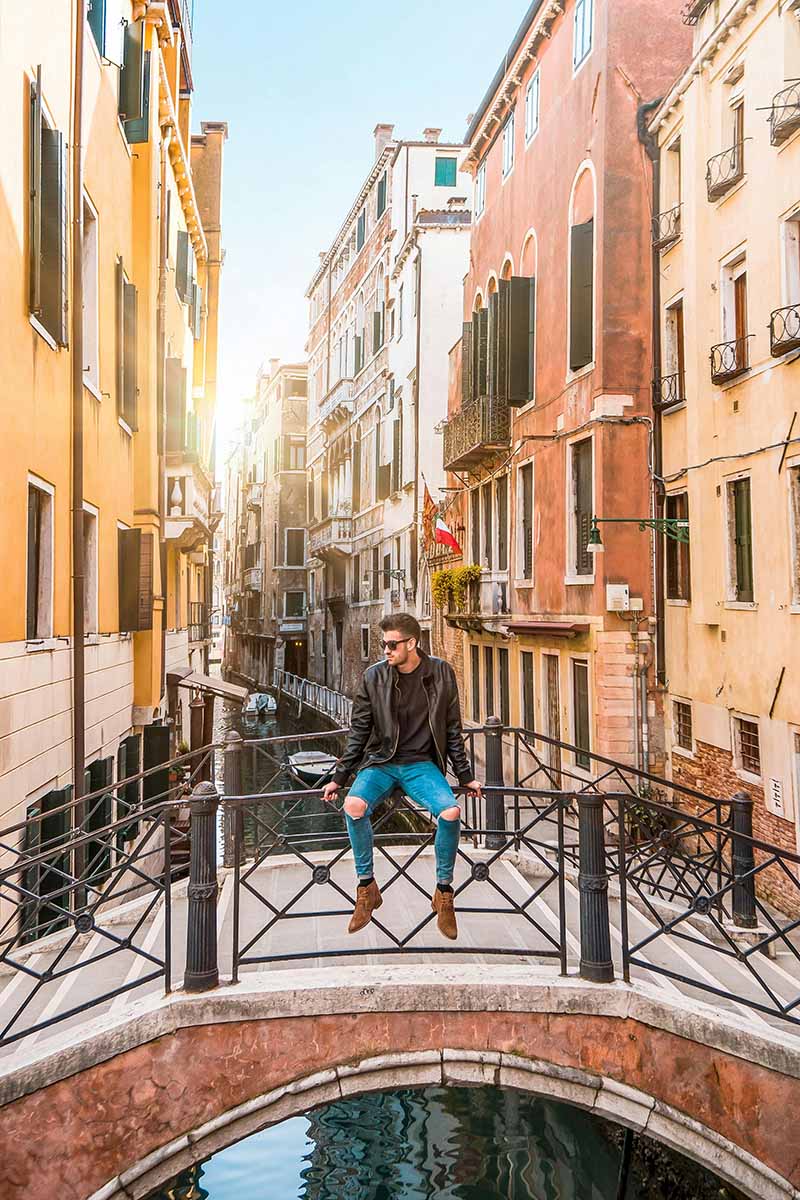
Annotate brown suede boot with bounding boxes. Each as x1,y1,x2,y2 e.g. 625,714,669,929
348,880,383,933
432,886,458,940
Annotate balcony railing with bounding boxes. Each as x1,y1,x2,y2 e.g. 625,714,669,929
770,304,800,357
318,378,353,429
706,143,744,202
243,567,262,593
710,335,751,384
442,395,511,472
188,601,210,644
653,372,687,411
308,515,352,558
652,205,682,251
769,82,800,147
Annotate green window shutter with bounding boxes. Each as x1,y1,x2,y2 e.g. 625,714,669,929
123,280,138,429
461,322,473,404
372,308,382,353
377,173,387,216
497,474,508,571
38,788,71,936
142,724,171,807
489,284,508,401
357,210,366,250
574,439,593,575
483,645,494,721
192,283,203,340
470,488,480,564
507,276,533,405
116,259,125,416
165,356,187,450
176,229,189,302
87,0,106,54
470,644,480,720
435,157,457,187
482,482,492,567
40,127,68,345
185,240,195,305
87,757,114,889
522,464,533,579
354,334,362,373
391,417,401,493
125,50,151,144
572,661,590,768
352,438,361,511
473,308,489,396
29,69,43,316
734,479,754,602
26,485,41,640
522,651,535,731
569,219,594,372
118,18,145,122
499,647,510,725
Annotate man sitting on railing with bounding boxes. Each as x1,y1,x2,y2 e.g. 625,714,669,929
322,613,482,939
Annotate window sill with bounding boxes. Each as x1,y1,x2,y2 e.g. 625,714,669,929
572,49,593,79
514,579,535,589
666,598,690,607
671,745,696,761
565,574,594,586
659,234,683,256
501,166,515,185
29,314,59,351
84,379,102,402
661,399,687,416
735,768,761,787
525,128,540,148
724,601,758,611
25,638,58,653
84,633,100,646
790,605,800,615
566,360,595,385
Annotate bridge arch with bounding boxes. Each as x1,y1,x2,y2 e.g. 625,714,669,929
2,971,798,1200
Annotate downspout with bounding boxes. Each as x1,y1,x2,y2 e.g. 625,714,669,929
158,121,172,704
71,0,86,818
637,100,666,691
324,256,333,690
412,229,422,595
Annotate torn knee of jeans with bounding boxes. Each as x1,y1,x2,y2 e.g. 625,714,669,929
344,797,368,820
440,806,461,822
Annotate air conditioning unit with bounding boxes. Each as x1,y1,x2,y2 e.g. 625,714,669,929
606,583,630,612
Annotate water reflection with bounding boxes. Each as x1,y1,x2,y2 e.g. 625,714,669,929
149,1086,747,1200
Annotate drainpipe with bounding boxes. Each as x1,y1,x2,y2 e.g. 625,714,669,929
71,0,86,821
158,121,172,703
412,231,422,595
637,100,666,689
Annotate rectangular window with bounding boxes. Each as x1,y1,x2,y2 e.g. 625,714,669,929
571,438,593,577
376,172,387,217
82,198,99,393
470,488,481,565
397,284,404,339
664,298,685,400
482,481,493,568
572,659,590,769
673,700,693,752
116,260,138,430
502,110,515,178
483,645,494,722
356,209,366,251
521,651,535,731
29,71,68,346
525,70,540,142
727,477,754,602
372,546,380,600
475,161,486,218
518,462,534,580
573,0,594,69
285,528,305,567
284,591,304,618
321,629,327,659
498,647,510,725
435,157,457,187
734,715,761,777
665,493,691,600
118,527,154,633
790,465,800,605
286,438,306,470
569,219,594,371
83,507,98,635
496,475,508,572
361,625,370,660
26,480,54,640
352,556,361,604
471,643,481,721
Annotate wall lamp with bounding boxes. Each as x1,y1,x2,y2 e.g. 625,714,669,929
362,567,407,585
587,516,689,554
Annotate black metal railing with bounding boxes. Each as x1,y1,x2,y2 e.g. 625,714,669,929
442,395,510,471
710,335,751,384
652,204,682,250
769,82,800,147
706,143,745,202
189,601,210,643
3,723,800,1051
770,303,800,357
653,371,686,411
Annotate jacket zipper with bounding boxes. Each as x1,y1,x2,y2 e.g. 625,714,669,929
424,679,445,773
369,673,401,766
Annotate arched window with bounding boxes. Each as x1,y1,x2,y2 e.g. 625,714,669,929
500,256,514,282
568,165,596,373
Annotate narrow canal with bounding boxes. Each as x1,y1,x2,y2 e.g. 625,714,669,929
147,1084,747,1199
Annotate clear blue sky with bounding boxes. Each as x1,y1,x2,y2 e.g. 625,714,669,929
190,0,526,439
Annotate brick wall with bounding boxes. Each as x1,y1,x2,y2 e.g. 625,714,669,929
672,739,799,916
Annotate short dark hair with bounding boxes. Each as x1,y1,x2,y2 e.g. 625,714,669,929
379,612,421,643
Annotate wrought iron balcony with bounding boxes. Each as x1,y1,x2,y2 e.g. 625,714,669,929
243,567,262,593
706,143,744,201
653,372,686,411
770,304,800,357
710,335,751,384
769,82,800,147
318,378,353,431
308,514,352,559
442,395,511,472
681,0,712,24
188,601,210,644
652,205,682,251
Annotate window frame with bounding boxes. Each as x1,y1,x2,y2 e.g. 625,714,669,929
501,110,516,179
665,491,691,603
283,590,305,619
434,156,458,187
569,656,591,771
483,644,495,723
573,0,594,74
520,650,535,732
732,712,761,782
475,161,487,219
789,458,800,609
360,624,370,661
26,474,55,643
724,472,756,606
525,69,541,144
516,461,534,584
566,434,595,585
672,698,695,757
82,194,101,397
83,502,99,637
470,642,481,722
284,527,306,568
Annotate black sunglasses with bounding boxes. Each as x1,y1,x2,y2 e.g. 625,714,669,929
381,637,411,651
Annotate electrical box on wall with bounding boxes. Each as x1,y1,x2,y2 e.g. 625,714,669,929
606,584,630,612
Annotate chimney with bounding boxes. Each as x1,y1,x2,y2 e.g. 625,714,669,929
447,196,468,210
374,123,395,160
423,127,442,144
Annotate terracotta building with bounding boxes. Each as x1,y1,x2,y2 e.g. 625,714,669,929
648,0,800,878
434,0,692,773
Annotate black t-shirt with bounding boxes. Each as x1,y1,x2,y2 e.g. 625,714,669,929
390,662,435,765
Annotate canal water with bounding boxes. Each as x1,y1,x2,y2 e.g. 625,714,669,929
146,1085,747,1199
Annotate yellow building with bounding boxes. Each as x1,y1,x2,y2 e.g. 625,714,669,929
0,2,224,831
650,0,800,876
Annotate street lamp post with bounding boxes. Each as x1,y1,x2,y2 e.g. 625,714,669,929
587,515,689,553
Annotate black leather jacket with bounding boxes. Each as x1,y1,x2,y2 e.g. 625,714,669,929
332,651,474,787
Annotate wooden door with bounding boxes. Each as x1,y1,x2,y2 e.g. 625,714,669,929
544,654,562,787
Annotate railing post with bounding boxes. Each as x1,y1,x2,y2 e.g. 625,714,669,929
222,730,243,869
577,792,614,983
731,790,757,929
184,780,220,992
484,716,507,850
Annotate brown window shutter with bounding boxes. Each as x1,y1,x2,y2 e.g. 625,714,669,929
473,307,489,396
29,68,43,316
569,219,594,372
522,464,533,579
377,463,391,501
119,18,145,122
123,280,138,429
489,283,509,401
118,527,141,632
508,277,533,405
137,532,154,630
165,357,186,451
574,439,593,575
40,127,68,346
461,322,473,404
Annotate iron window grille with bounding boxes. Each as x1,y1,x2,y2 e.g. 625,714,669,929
770,304,800,357
735,717,761,777
652,204,682,250
706,141,745,202
769,82,800,147
673,701,693,751
653,372,687,411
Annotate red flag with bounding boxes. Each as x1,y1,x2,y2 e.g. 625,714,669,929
422,481,436,552
435,517,461,553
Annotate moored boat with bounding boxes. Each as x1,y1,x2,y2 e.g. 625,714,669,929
287,750,338,788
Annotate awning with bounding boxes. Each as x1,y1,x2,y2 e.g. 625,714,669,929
506,622,591,639
166,666,248,703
